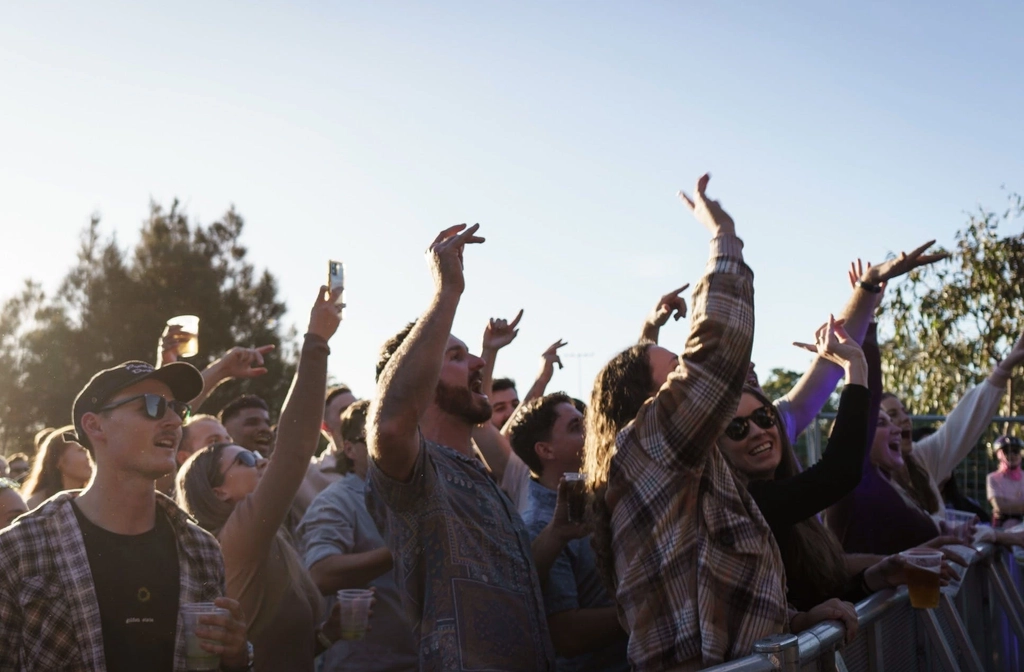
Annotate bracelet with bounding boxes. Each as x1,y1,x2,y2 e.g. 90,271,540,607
856,280,882,294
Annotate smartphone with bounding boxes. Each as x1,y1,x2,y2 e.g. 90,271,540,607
328,260,345,317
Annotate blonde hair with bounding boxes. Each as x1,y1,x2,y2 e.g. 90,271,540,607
175,443,236,534
22,426,78,499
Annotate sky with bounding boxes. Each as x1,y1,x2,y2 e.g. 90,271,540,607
1,1,1023,402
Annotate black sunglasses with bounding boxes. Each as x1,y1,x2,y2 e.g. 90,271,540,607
98,393,192,422
724,406,776,441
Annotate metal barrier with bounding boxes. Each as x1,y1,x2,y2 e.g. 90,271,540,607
703,542,1024,671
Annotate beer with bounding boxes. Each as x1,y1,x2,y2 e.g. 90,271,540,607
564,472,588,523
337,589,374,641
167,315,200,358
181,603,226,671
900,549,942,609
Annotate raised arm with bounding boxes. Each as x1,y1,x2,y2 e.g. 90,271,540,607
370,224,485,481
638,284,689,345
751,318,870,528
191,344,276,411
630,174,754,470
913,330,1024,484
520,339,568,408
233,287,339,555
474,310,524,479
777,245,948,440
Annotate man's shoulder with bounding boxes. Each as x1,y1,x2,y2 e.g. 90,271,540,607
155,492,221,554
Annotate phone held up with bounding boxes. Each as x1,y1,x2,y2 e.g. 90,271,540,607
328,260,345,319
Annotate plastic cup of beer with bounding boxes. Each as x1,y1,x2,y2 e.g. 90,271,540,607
182,602,228,671
944,509,977,543
337,589,374,640
563,472,588,523
900,549,943,609
167,315,200,358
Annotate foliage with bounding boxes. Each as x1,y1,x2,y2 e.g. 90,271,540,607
0,202,295,454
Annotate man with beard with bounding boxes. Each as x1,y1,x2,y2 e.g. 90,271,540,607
367,224,555,672
219,395,275,457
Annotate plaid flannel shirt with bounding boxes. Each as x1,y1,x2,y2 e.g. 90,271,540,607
606,235,789,672
0,491,225,672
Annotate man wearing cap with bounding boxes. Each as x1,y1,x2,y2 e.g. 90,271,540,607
0,360,253,672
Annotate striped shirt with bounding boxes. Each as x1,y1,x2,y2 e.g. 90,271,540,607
606,234,789,671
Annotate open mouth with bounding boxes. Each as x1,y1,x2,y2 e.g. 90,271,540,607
749,440,772,457
888,438,902,454
154,436,177,450
901,430,912,441
469,373,484,394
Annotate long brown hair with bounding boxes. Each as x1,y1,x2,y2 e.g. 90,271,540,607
583,343,654,592
730,386,850,608
22,426,77,499
175,443,236,534
881,393,940,514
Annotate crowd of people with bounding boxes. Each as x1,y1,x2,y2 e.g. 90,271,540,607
1,174,1024,671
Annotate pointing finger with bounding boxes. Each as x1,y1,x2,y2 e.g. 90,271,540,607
509,309,524,329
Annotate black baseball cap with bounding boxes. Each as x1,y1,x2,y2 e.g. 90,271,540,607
72,360,204,448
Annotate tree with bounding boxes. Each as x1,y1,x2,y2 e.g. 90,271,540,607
881,191,1024,423
0,201,295,455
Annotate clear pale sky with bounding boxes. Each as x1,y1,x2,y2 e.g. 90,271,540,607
2,1,1022,401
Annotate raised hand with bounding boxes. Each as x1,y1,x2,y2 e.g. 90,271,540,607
214,345,276,379
427,224,486,295
541,339,567,371
848,259,886,312
794,315,867,385
157,324,191,367
648,284,691,327
309,285,343,342
859,241,949,286
998,330,1024,372
482,309,523,351
678,174,735,237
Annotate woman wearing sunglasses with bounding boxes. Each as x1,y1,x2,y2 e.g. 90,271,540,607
715,317,872,618
176,286,346,671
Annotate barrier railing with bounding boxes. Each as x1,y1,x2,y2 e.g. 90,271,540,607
703,541,1024,671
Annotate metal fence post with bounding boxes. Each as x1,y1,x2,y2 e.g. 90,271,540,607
753,633,801,672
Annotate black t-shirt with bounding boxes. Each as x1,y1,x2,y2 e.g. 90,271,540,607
72,501,181,672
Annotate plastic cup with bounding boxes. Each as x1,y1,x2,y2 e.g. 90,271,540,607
167,315,200,358
182,602,228,671
563,472,588,523
901,549,943,609
944,509,978,543
337,589,374,640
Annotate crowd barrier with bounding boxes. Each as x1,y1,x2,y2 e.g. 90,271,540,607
703,542,1024,672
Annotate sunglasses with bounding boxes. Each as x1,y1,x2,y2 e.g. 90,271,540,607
227,449,262,470
98,393,192,422
724,406,776,441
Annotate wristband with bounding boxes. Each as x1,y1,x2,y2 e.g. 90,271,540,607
856,280,882,294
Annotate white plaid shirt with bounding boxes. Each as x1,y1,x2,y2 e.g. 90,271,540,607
0,491,225,671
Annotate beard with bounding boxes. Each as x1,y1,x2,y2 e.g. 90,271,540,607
435,380,493,425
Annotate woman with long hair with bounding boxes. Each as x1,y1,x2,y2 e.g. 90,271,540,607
176,287,344,671
879,330,1024,523
22,427,93,509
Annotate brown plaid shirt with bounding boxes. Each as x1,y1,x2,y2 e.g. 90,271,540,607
606,235,789,671
0,491,225,672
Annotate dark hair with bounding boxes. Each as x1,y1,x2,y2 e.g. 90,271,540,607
583,343,654,592
571,398,587,415
507,393,574,477
218,395,269,426
493,378,517,394
22,426,79,499
340,399,371,443
732,386,850,609
376,321,417,382
175,443,237,534
325,385,354,408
